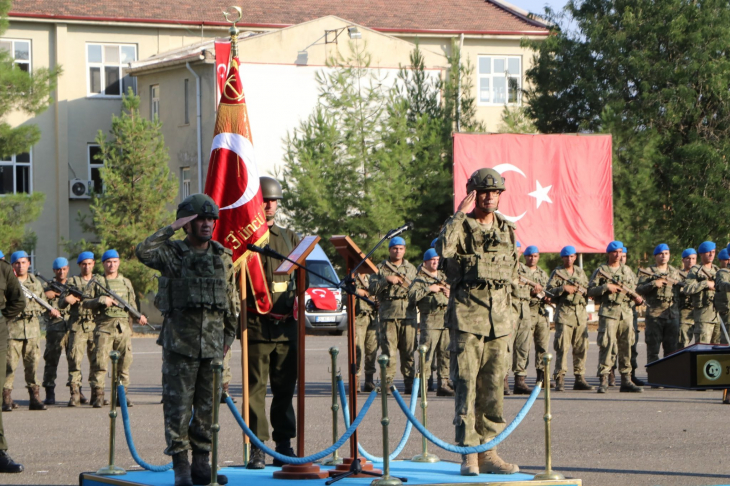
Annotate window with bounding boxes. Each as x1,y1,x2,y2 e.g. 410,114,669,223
87,44,137,97
151,84,160,120
0,39,31,72
88,144,103,193
477,56,521,105
181,167,191,200
0,152,32,194
184,79,190,125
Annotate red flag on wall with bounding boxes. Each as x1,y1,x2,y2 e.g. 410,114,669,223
204,55,273,314
453,133,613,253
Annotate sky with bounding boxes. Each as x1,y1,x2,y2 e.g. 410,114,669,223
506,0,570,16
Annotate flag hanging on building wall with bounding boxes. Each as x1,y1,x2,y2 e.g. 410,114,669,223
205,55,272,314
453,133,613,253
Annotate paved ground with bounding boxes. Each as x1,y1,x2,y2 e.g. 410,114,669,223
2,332,730,486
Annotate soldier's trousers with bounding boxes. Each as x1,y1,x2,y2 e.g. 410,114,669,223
553,321,588,377
92,325,132,389
645,315,679,364
356,314,378,376
42,330,68,388
631,312,639,372
678,310,694,348
4,338,41,390
162,348,215,455
419,328,450,380
712,313,729,344
222,349,232,386
380,318,416,382
248,340,297,442
0,341,8,450
451,330,508,447
511,310,533,376
597,315,634,376
532,311,549,372
67,329,96,387
694,321,717,344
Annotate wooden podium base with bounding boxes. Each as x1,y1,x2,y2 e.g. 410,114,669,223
272,463,329,480
327,457,382,478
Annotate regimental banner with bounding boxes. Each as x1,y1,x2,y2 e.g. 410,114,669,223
214,41,231,106
453,133,613,253
205,55,272,314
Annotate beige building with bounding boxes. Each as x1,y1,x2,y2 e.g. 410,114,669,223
3,0,548,271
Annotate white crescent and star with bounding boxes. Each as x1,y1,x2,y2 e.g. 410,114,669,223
490,164,552,222
210,133,260,211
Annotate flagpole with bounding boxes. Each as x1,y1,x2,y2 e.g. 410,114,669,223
239,269,250,464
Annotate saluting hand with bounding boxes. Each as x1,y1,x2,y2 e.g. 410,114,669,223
171,214,198,231
457,190,477,213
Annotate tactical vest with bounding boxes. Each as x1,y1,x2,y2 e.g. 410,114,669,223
99,275,135,319
691,265,717,309
514,264,532,302
155,240,229,315
454,216,515,286
597,266,631,306
648,267,677,304
382,264,411,301
68,275,96,321
417,273,449,314
18,274,45,318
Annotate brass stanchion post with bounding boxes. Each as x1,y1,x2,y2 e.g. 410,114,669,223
412,345,439,463
211,361,223,486
97,351,125,475
533,353,565,481
371,355,402,486
323,347,344,466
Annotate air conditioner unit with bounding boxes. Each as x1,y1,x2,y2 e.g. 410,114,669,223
69,179,93,199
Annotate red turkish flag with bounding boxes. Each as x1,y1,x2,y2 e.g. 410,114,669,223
214,41,231,106
453,134,613,253
205,56,272,314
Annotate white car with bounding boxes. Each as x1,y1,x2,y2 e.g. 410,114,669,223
303,244,348,334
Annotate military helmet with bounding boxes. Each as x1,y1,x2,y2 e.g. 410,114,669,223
177,194,219,220
260,176,284,200
466,168,506,193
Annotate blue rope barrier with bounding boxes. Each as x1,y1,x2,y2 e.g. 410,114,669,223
118,385,173,472
337,376,419,462
225,388,377,465
391,382,542,454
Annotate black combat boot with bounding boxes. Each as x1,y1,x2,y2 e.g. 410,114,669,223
503,375,512,396
513,375,532,395
29,385,47,411
43,386,55,405
191,451,228,485
597,374,609,394
79,386,89,404
246,445,265,469
68,385,80,407
554,373,565,392
436,378,454,397
1,389,12,412
0,450,24,473
608,369,616,386
221,383,236,403
173,451,193,486
536,369,545,386
631,371,646,386
427,372,435,392
272,440,296,467
620,373,643,393
403,377,414,395
363,374,375,392
573,375,594,391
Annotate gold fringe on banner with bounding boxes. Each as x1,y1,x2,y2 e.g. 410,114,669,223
214,103,252,141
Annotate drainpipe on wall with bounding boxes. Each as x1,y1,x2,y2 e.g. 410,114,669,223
186,62,203,193
456,32,464,133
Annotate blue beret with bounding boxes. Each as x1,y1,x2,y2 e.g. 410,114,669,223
389,237,406,248
720,249,730,261
423,248,438,261
560,245,576,257
10,251,29,264
698,241,716,254
622,247,627,253
0,250,4,258
516,241,521,248
524,245,539,256
102,249,120,262
653,243,670,256
682,248,697,258
430,238,438,248
77,251,95,264
53,257,69,270
606,241,623,253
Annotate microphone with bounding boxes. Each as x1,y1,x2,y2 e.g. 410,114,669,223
247,243,266,254
247,243,282,259
387,222,413,239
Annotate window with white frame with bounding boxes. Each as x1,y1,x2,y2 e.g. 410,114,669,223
88,144,103,193
151,84,160,120
0,152,32,194
0,39,31,72
181,167,191,200
87,44,137,97
477,56,522,105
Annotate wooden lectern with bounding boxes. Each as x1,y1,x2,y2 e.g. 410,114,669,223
272,235,328,480
328,235,381,478
646,343,730,389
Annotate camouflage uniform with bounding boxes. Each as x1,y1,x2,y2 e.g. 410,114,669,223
42,285,69,388
683,264,721,343
636,266,681,363
60,275,97,388
436,211,517,447
84,274,137,389
525,266,550,374
408,269,449,381
4,274,45,391
714,269,730,344
369,259,418,384
588,265,637,376
677,272,695,348
355,275,378,378
511,264,534,377
546,266,590,378
136,225,238,455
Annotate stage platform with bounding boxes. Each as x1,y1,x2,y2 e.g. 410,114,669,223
80,460,581,486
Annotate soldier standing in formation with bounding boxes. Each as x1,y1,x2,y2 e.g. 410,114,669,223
683,241,720,344
546,246,592,391
61,252,96,407
509,243,532,395
408,248,453,396
41,258,71,405
369,236,417,393
3,251,59,411
84,250,147,408
355,273,378,393
246,177,300,469
588,241,644,394
677,248,697,348
715,245,730,345
621,247,645,386
636,244,680,364
137,193,237,486
522,246,551,390
437,168,519,476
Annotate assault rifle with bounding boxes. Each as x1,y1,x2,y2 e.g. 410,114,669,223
90,277,145,322
638,268,684,286
383,261,412,289
553,269,588,296
20,283,57,314
597,268,643,302
517,274,555,300
699,265,717,282
35,273,90,301
419,268,450,292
